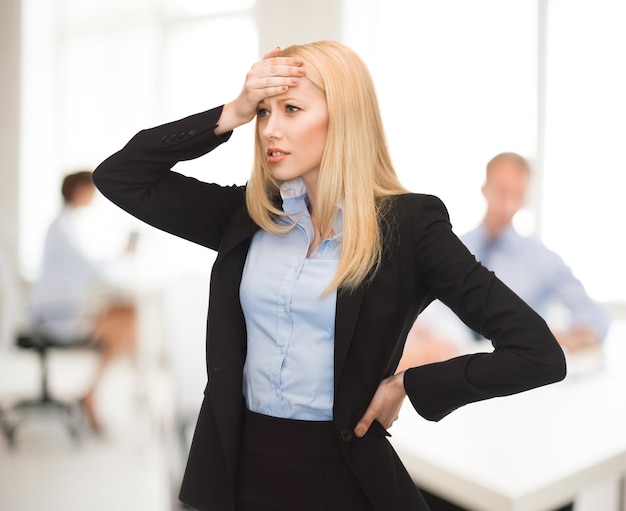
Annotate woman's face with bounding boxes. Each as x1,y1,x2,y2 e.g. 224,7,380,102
257,77,329,191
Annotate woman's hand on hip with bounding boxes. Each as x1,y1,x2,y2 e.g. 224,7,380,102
216,48,305,134
354,372,407,438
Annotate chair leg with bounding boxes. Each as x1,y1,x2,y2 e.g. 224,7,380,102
7,347,88,445
64,401,85,440
0,407,18,447
11,395,86,443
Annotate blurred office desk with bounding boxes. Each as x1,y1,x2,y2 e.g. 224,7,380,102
391,321,626,511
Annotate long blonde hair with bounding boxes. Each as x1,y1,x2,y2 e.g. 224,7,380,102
246,40,407,292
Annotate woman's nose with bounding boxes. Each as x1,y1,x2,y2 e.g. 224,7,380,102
261,114,282,139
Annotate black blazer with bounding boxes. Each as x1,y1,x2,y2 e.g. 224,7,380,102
93,106,566,511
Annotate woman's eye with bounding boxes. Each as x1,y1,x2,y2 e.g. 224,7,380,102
286,105,300,113
257,108,270,117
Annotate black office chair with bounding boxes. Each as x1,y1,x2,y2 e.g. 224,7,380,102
0,330,95,447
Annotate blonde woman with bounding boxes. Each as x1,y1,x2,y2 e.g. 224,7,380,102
94,41,565,511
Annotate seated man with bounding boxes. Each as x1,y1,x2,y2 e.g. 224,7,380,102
400,151,609,369
399,152,610,511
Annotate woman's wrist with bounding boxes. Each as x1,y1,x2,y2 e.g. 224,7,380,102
215,101,254,136
393,371,407,398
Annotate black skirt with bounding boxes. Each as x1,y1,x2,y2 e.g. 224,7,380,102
237,409,374,511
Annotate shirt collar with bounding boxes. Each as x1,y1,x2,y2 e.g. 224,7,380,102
280,177,308,216
279,178,343,239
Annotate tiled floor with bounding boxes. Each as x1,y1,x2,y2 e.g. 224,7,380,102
0,351,180,511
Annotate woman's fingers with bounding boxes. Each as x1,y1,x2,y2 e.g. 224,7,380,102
262,46,281,59
354,372,406,438
262,48,278,59
248,58,304,82
247,74,300,93
226,54,306,127
240,57,305,109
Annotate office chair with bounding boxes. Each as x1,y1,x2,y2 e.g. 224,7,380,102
0,329,96,447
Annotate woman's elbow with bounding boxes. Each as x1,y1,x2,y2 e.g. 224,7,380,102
542,340,567,384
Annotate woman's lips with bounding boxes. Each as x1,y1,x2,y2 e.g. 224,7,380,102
267,148,289,164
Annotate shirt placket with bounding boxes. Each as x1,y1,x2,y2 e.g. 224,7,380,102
268,210,312,416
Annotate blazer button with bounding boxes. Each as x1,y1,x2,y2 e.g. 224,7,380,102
340,428,353,442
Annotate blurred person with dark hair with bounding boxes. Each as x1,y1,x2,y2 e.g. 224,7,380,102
28,170,138,433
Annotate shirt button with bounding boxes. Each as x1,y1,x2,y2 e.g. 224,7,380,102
340,428,353,442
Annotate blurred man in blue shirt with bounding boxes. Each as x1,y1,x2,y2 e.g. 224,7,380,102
464,152,608,349
399,152,609,369
399,152,609,511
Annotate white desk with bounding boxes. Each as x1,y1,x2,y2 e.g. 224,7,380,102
390,322,626,511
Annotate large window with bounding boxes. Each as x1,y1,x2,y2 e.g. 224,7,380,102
542,0,626,301
344,0,537,235
343,0,625,305
21,0,626,305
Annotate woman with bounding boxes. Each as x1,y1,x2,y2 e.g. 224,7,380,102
29,171,137,433
93,41,566,511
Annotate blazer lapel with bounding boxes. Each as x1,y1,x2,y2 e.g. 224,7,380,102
334,285,366,388
207,202,257,485
213,202,258,267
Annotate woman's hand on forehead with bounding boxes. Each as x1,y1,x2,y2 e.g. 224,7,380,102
216,48,306,133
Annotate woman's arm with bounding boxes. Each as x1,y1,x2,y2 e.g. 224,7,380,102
355,195,566,434
93,49,306,249
93,106,245,250
403,195,566,421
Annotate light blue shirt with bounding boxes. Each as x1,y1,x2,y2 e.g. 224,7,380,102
462,224,610,338
240,178,342,421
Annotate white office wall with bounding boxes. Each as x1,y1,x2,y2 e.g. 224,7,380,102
0,0,21,269
342,0,625,303
343,0,538,232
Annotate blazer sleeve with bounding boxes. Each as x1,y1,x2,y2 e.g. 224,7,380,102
93,105,245,250
402,195,567,421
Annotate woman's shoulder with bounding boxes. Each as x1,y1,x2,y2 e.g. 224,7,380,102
387,192,450,219
379,194,452,245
